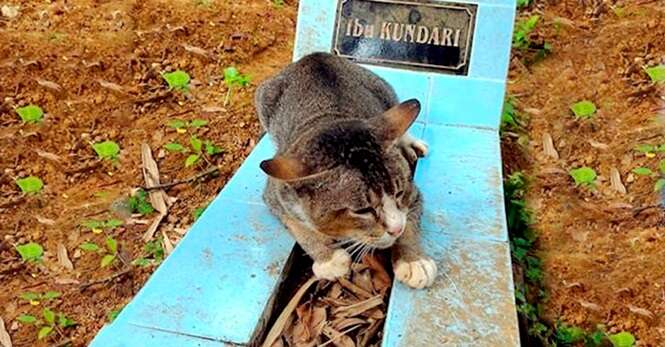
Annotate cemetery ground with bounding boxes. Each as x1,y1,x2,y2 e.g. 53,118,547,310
0,0,664,346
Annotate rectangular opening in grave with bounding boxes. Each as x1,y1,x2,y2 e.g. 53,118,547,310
250,245,394,347
332,0,478,75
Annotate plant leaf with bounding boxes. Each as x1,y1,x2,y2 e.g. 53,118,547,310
659,160,665,174
16,104,44,123
104,219,123,228
164,142,186,152
205,141,223,156
569,167,597,186
105,237,118,254
15,242,44,262
190,136,203,152
185,154,200,167
167,119,187,129
631,167,653,176
57,313,76,328
608,332,635,347
655,179,665,192
37,326,53,340
570,100,597,119
79,242,100,252
645,65,665,83
42,291,61,300
100,255,116,268
43,308,55,325
17,314,37,324
634,144,654,153
189,119,208,128
20,292,41,302
16,176,44,193
92,140,120,160
162,70,191,91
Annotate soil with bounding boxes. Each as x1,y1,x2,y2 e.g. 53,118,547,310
0,1,297,346
506,1,665,345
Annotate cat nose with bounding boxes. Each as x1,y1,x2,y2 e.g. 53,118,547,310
387,224,403,237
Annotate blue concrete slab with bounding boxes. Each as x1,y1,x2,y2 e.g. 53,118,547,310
468,4,517,81
92,323,228,347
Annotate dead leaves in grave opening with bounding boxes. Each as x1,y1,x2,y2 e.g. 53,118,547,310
265,253,392,347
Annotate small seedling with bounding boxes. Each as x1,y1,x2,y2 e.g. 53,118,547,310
569,167,597,187
184,135,223,167
101,237,118,268
189,119,208,128
19,291,61,306
501,98,520,131
162,70,191,91
16,242,44,262
555,323,585,344
107,307,123,322
128,189,155,215
92,140,120,160
655,179,665,192
81,218,123,233
17,308,76,340
16,105,44,123
16,176,44,194
644,65,665,83
632,167,653,176
570,100,597,119
167,119,209,133
223,67,251,106
132,238,165,267
513,15,540,50
193,203,208,220
79,242,100,252
658,160,665,174
516,0,532,7
608,331,635,347
164,142,186,152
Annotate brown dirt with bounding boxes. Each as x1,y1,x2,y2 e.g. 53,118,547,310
0,1,297,346
507,1,665,345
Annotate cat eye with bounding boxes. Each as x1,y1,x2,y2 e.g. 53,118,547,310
353,207,376,216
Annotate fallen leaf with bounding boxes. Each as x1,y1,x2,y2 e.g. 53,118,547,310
161,230,174,255
201,106,226,113
0,315,11,347
97,79,125,93
588,139,609,150
36,216,56,226
610,168,627,194
338,277,373,299
628,304,654,319
542,133,559,159
262,277,318,347
56,243,74,271
35,150,61,162
321,326,357,347
182,43,210,57
332,317,366,331
36,79,62,92
55,278,80,285
332,296,383,318
578,300,601,312
141,144,169,240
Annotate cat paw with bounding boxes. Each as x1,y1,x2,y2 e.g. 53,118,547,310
312,249,351,280
394,257,437,289
401,134,429,158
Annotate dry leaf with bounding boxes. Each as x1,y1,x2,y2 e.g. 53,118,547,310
332,317,366,331
270,337,284,347
57,243,74,271
55,277,80,285
628,304,654,319
333,296,383,318
141,144,169,240
161,230,174,255
578,300,601,312
36,79,62,92
588,140,609,150
35,149,61,162
202,105,226,113
0,316,11,347
328,283,343,299
36,215,56,226
610,168,627,194
98,79,125,93
182,43,210,57
262,277,318,347
363,257,390,294
351,270,374,295
357,319,382,347
321,326,356,347
338,277,373,299
542,133,559,159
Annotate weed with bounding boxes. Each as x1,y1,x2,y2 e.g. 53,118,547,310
644,65,665,83
193,203,209,220
569,167,597,187
16,242,44,262
162,70,191,91
19,291,61,306
517,0,532,7
167,119,208,133
79,242,100,252
81,218,123,233
101,237,118,268
570,100,597,119
189,119,208,128
107,308,123,322
608,332,635,347
513,15,540,50
632,167,653,176
132,238,165,267
16,176,43,194
17,308,76,340
92,140,120,160
181,135,224,168
273,0,285,7
164,142,186,152
223,67,251,106
128,189,155,215
501,97,520,131
16,104,44,123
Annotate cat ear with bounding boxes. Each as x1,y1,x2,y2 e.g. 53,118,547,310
260,156,311,181
376,99,421,146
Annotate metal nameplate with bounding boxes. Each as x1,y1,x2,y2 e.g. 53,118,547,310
332,0,477,75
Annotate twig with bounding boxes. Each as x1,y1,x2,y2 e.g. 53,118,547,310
143,166,219,190
79,268,132,290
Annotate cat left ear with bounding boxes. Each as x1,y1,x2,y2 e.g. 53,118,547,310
376,99,421,147
260,155,311,181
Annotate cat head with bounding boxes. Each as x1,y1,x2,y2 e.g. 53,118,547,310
260,99,421,249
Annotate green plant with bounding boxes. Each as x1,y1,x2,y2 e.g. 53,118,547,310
501,97,522,131
107,307,123,322
16,242,44,262
128,189,155,215
644,65,665,83
16,105,44,123
79,242,100,252
273,0,285,7
183,135,224,167
19,291,61,305
632,167,653,176
570,100,597,119
16,176,44,194
569,167,597,187
555,323,585,344
193,204,208,220
166,119,208,133
92,140,120,160
101,237,118,267
517,0,532,7
608,332,635,347
132,238,165,267
162,70,191,91
81,218,123,233
655,179,665,192
223,67,251,105
17,308,76,340
513,15,540,50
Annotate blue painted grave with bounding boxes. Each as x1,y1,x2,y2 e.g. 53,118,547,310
91,0,519,345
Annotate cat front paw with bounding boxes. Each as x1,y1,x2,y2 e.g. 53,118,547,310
401,134,429,158
312,249,351,280
394,257,437,289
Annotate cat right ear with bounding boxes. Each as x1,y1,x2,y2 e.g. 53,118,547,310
376,99,421,146
260,156,311,181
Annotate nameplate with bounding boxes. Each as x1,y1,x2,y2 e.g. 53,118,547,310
333,0,477,75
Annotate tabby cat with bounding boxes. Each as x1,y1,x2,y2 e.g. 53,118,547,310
255,52,436,289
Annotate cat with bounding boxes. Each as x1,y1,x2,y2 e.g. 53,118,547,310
255,52,437,289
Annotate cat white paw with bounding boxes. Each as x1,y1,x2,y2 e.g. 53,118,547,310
401,134,429,157
394,257,437,289
312,249,351,280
